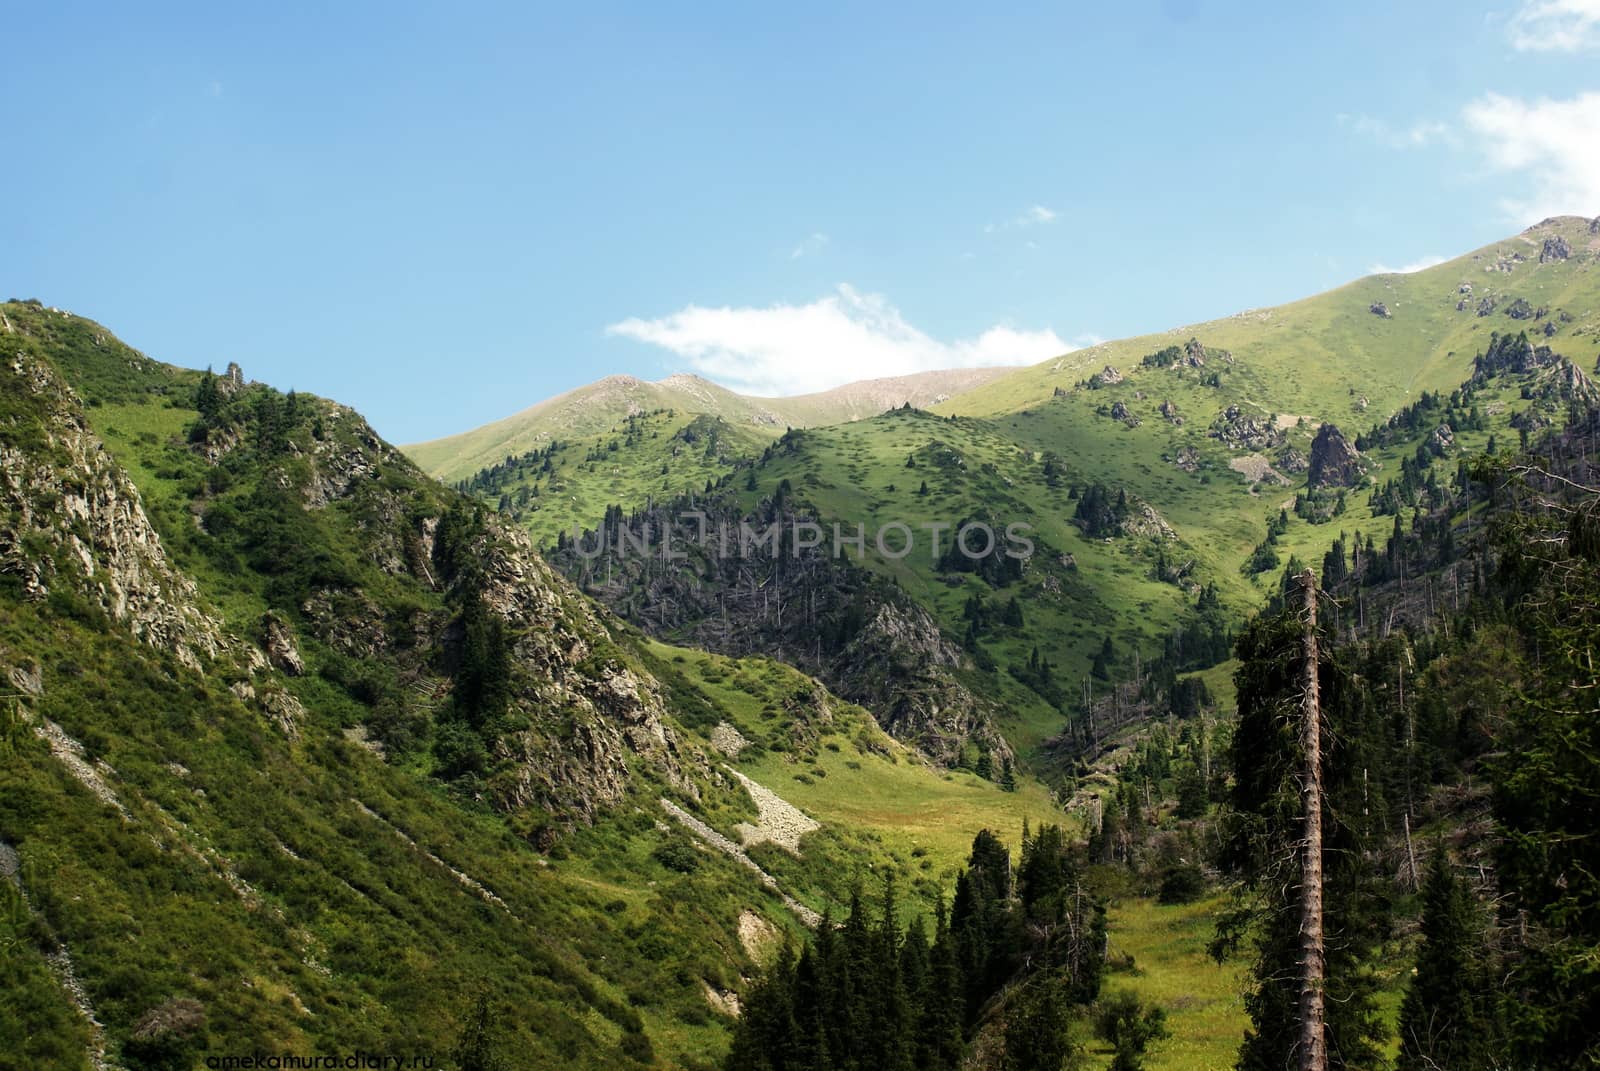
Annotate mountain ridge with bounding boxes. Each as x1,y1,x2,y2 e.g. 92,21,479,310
404,366,1020,482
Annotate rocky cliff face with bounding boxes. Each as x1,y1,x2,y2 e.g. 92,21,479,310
546,499,1012,766
1,304,704,827
430,512,698,820
1,350,224,670
1307,423,1365,488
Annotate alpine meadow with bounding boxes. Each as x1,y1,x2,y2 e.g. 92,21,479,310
6,7,1600,1071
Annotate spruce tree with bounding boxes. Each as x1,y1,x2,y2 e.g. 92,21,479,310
1396,849,1491,1070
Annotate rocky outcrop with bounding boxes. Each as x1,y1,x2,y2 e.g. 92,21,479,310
1184,337,1227,366
1540,235,1572,263
1091,365,1124,387
1478,296,1499,317
1159,399,1182,425
1431,424,1455,452
1108,400,1140,427
1307,423,1365,488
1209,404,1286,451
1,351,224,670
260,612,304,675
1591,216,1600,235
1473,331,1560,380
1506,298,1536,320
547,499,1014,766
1275,446,1309,474
1168,445,1199,472
1370,302,1391,318
1540,360,1600,409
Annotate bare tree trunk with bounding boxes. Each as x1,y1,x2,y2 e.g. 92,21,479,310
1297,569,1328,1071
1403,812,1420,891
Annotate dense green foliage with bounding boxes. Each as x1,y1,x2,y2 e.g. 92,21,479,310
724,826,1106,1071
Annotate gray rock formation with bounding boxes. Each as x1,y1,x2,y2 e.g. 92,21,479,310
260,613,304,676
1209,404,1286,451
547,501,1015,767
1540,235,1572,262
1,351,224,670
1275,446,1309,474
1307,423,1364,488
1370,302,1391,318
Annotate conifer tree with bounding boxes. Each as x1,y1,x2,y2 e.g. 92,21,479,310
1396,849,1491,1070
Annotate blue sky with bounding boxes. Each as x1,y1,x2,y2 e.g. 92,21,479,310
5,1,1600,443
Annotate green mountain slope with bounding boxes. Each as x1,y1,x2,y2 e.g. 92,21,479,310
405,367,1018,484
524,219,1600,780
942,216,1600,422
0,301,1053,1070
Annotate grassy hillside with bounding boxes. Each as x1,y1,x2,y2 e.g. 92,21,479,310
405,368,1017,484
0,300,1065,1070
942,216,1600,423
533,218,1600,769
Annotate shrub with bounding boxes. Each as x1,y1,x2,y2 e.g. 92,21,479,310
1157,863,1206,905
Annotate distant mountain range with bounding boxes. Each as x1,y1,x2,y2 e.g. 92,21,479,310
405,366,1020,482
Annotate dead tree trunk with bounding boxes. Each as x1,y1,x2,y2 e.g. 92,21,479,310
1296,569,1328,1071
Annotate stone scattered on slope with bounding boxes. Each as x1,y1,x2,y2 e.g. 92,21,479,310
710,721,749,757
729,769,820,853
1228,454,1288,487
703,982,741,1018
737,909,779,960
659,799,821,926
35,718,132,820
1370,302,1391,318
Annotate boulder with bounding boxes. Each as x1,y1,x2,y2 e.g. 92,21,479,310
1369,302,1391,318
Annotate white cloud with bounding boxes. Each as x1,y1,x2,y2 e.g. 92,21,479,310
986,204,1059,233
789,232,829,259
606,285,1086,396
206,80,224,99
1463,90,1600,220
1339,113,1454,149
1368,255,1449,275
1509,0,1600,51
